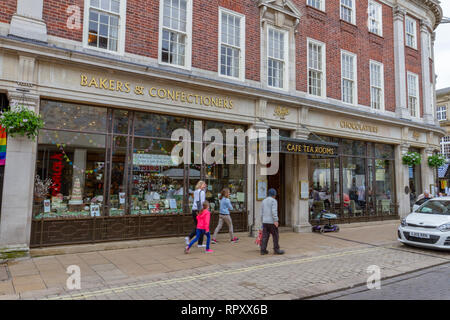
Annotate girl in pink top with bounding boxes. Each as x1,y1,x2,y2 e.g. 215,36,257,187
185,201,213,253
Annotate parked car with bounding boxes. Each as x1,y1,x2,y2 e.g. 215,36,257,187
398,197,450,250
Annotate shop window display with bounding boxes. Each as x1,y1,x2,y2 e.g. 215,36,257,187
34,130,106,218
130,138,184,215
34,101,248,220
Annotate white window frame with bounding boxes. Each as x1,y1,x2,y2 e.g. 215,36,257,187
368,0,383,37
340,0,356,25
158,0,193,70
407,72,420,118
83,0,127,55
405,16,417,49
218,7,246,81
437,105,447,121
266,26,289,91
369,60,384,111
341,50,358,105
307,0,325,12
307,38,326,98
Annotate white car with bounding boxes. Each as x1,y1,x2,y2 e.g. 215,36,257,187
398,197,450,250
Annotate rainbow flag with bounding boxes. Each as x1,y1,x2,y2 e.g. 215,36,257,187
0,126,6,166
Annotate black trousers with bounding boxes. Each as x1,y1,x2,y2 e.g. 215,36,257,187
188,210,203,245
261,223,280,252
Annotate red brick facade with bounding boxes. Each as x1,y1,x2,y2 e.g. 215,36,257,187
2,0,432,115
0,0,16,25
43,0,84,42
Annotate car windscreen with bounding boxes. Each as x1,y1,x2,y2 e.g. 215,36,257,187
417,200,450,215
415,198,430,206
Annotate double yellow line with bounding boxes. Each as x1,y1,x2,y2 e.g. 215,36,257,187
47,247,382,300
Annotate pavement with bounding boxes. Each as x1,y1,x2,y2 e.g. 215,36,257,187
0,220,448,300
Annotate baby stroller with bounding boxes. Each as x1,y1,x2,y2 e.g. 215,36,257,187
311,210,340,233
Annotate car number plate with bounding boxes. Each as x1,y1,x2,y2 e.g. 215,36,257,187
409,232,430,239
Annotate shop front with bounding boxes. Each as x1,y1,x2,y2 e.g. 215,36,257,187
308,135,397,223
30,100,248,247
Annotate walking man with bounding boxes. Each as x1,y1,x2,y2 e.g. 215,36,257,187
260,188,284,255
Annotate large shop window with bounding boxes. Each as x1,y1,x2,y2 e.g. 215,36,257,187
308,136,397,221
34,101,247,220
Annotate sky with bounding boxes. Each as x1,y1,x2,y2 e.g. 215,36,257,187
435,1,450,90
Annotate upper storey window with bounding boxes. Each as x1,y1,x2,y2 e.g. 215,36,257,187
308,39,326,97
341,50,357,105
85,0,125,53
407,72,419,118
340,0,355,24
368,0,382,36
219,9,245,80
405,16,417,49
307,0,324,11
267,27,287,89
159,0,192,69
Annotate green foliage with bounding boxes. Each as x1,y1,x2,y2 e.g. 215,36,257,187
428,154,446,168
402,151,421,166
0,105,44,140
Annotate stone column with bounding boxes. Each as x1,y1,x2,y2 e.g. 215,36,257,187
431,32,439,126
421,147,436,196
291,129,311,233
0,91,39,256
420,21,433,124
9,0,47,42
396,143,411,218
393,6,409,120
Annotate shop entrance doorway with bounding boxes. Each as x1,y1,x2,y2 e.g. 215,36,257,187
267,153,285,226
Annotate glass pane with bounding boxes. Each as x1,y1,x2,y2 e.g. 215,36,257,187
375,159,395,215
341,139,366,156
131,138,184,215
34,130,106,218
109,135,128,216
113,110,129,134
40,100,107,133
341,157,366,218
309,158,332,219
375,143,394,159
134,112,186,138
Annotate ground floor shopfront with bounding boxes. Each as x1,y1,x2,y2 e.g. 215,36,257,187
0,49,443,251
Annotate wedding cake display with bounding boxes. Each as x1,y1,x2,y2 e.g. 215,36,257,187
69,177,83,205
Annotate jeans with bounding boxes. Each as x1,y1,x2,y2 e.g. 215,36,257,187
260,223,280,252
188,229,211,250
188,210,203,245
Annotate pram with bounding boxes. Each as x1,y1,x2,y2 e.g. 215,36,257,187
311,210,340,233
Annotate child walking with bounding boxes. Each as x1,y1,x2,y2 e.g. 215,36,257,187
185,201,214,253
212,188,239,244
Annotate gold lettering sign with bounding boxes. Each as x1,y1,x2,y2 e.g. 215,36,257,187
80,74,234,110
285,143,335,155
339,120,378,133
412,131,420,140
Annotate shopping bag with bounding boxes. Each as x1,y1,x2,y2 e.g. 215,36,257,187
255,229,263,246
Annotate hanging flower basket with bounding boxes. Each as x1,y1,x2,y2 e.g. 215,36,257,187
428,154,446,168
402,151,421,166
0,105,44,141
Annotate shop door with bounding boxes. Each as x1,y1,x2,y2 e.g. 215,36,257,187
267,154,285,226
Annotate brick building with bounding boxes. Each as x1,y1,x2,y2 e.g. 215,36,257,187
0,0,444,253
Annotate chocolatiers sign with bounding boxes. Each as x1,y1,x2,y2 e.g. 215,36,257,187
80,74,234,110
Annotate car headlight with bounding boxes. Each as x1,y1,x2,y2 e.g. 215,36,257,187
438,223,450,232
401,218,407,227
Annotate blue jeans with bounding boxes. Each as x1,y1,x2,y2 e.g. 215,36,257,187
188,229,210,250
